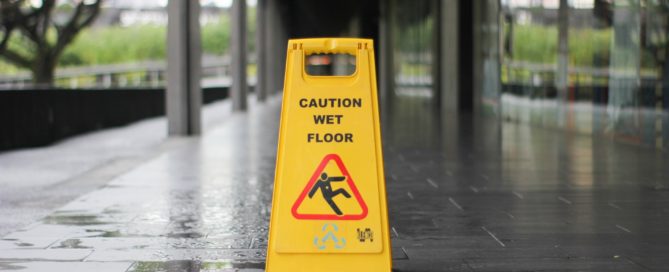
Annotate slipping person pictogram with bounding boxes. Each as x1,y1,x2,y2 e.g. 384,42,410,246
291,154,368,220
308,172,351,215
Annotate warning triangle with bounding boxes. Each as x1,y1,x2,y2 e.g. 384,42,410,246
291,154,368,220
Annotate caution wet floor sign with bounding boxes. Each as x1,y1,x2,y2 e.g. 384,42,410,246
266,38,391,271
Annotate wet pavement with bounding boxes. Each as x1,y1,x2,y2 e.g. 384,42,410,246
1,94,669,271
0,98,236,237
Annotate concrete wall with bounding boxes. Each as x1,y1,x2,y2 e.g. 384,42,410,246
0,88,229,151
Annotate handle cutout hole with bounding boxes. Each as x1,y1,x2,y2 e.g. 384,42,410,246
305,54,356,76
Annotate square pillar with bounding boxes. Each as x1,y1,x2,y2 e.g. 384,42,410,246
231,0,248,111
166,0,202,135
440,0,459,114
378,0,394,111
556,0,569,126
255,0,267,101
266,0,286,95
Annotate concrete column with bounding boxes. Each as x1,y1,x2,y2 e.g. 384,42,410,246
440,0,459,114
378,0,394,109
556,0,569,126
255,0,267,101
166,0,201,136
487,0,502,117
266,0,286,94
472,0,482,115
231,0,248,111
265,0,276,95
432,0,442,108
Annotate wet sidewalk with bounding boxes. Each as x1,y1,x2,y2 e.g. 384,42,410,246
0,96,281,271
2,94,669,271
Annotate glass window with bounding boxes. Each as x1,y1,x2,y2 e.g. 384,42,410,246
485,0,668,149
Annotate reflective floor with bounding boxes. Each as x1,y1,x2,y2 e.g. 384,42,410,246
1,94,668,271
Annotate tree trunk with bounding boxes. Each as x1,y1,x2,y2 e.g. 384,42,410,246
32,56,56,88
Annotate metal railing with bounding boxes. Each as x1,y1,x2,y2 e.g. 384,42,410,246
0,55,254,89
503,60,659,87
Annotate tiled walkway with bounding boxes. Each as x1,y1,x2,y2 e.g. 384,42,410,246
1,94,668,271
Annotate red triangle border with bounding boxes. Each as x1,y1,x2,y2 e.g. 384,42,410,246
291,154,368,220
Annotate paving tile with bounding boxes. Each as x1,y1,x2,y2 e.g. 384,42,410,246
125,261,264,272
0,238,59,250
85,249,265,262
0,262,132,272
1,95,668,271
0,249,92,261
464,257,646,272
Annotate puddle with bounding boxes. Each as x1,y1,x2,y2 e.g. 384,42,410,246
86,229,122,237
43,214,109,226
102,207,123,214
167,232,204,239
52,239,91,249
0,263,25,270
167,239,214,249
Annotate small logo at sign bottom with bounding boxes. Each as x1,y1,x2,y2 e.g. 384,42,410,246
357,228,374,242
314,223,346,250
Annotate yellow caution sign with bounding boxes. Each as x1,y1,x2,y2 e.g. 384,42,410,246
266,38,391,271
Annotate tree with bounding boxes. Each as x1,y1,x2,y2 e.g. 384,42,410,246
0,0,101,86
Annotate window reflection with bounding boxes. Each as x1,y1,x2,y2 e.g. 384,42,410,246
390,0,437,98
493,0,667,149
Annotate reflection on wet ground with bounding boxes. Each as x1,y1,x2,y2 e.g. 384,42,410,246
1,94,669,271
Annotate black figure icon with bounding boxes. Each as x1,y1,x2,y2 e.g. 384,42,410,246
308,172,351,215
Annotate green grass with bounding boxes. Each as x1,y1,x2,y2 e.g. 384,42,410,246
509,24,612,67
511,25,559,64
59,25,167,67
1,17,233,74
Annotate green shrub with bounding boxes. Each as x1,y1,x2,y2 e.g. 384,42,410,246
1,17,234,74
510,24,612,66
